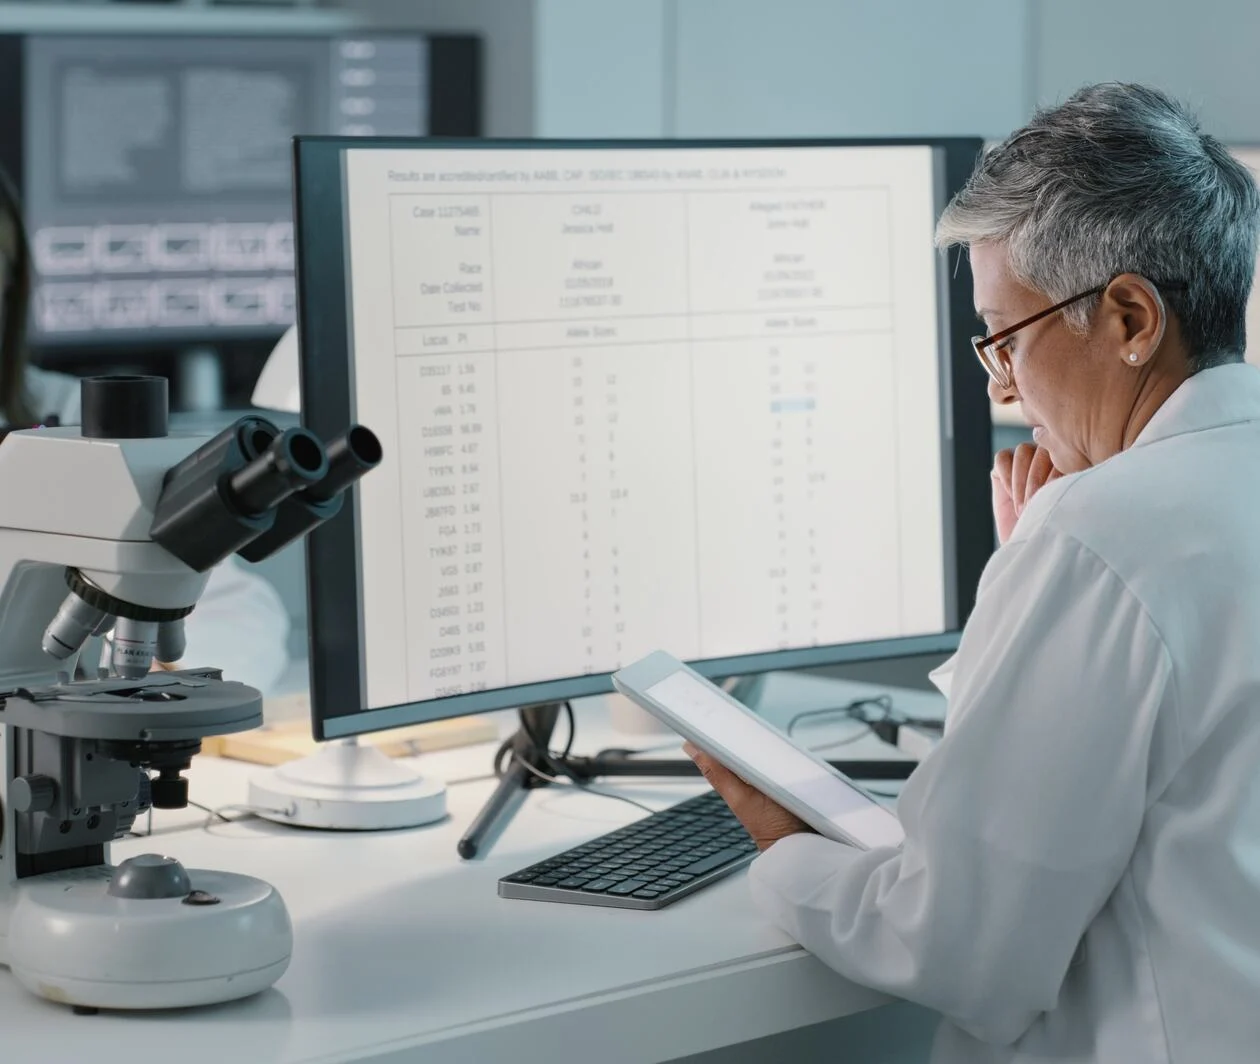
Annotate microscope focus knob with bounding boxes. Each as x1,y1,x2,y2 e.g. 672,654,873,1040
10,775,58,814
108,854,192,899
150,770,189,810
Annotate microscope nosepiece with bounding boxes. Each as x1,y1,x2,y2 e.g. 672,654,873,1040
42,591,109,660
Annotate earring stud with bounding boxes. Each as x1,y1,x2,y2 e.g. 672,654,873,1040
1128,353,1139,362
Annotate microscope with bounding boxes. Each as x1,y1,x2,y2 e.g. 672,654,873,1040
0,375,380,1011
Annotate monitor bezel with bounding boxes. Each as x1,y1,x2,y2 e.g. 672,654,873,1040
0,30,481,356
295,134,990,740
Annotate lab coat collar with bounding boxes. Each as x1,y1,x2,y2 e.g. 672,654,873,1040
1132,361,1260,449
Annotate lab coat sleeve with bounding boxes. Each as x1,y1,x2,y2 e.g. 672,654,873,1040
927,654,956,700
181,556,292,696
748,528,1174,1046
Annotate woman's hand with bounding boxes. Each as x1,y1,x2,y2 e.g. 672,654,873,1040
992,443,1061,544
684,742,811,851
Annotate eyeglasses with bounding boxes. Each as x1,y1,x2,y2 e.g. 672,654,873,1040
972,286,1104,390
972,278,1188,390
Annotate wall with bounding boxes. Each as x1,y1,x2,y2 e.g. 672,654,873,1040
534,0,668,137
524,0,1032,141
1032,0,1260,143
671,0,1029,139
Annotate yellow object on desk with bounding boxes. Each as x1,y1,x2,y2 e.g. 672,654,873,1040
201,691,498,765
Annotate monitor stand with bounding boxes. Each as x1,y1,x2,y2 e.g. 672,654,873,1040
456,677,917,859
248,737,448,831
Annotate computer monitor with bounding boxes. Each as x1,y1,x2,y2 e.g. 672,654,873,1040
0,31,479,351
295,136,990,742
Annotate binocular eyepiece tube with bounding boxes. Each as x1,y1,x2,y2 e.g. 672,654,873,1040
236,423,383,564
150,416,383,573
226,427,328,516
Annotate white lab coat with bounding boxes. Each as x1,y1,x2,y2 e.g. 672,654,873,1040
749,362,1260,1062
13,367,291,695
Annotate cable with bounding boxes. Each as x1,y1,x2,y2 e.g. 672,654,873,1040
127,798,291,837
786,694,895,737
561,701,576,760
511,752,657,816
807,725,877,753
494,701,661,817
187,798,230,823
198,802,295,829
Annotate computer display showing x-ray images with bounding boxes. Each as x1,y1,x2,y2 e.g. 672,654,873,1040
295,137,992,737
0,32,479,346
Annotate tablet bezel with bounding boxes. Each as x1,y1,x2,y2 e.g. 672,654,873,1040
613,650,905,850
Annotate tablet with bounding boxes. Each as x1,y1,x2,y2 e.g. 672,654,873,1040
612,651,905,850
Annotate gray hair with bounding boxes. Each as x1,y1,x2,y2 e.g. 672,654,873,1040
937,83,1260,371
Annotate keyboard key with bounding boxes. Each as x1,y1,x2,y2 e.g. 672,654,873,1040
681,847,749,877
608,880,650,895
557,877,590,889
632,889,663,899
582,880,616,893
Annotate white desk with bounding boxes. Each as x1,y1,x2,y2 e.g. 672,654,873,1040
2,671,946,1064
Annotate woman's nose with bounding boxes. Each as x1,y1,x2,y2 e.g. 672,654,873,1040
988,375,1020,408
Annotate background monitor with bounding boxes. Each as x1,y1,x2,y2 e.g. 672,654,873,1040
295,136,991,740
0,31,480,360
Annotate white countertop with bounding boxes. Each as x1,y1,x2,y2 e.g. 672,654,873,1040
2,671,945,1064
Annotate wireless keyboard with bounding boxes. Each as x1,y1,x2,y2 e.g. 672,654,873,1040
498,790,758,910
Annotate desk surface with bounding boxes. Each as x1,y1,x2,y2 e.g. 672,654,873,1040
2,671,945,1064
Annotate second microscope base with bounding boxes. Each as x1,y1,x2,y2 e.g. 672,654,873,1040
249,741,448,830
6,866,292,1010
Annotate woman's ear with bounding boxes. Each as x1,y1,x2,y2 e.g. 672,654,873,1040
1103,273,1167,368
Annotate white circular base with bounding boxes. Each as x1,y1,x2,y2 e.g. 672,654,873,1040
607,693,677,737
9,868,291,1010
248,742,448,830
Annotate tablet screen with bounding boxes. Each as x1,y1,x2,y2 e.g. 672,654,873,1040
646,670,904,849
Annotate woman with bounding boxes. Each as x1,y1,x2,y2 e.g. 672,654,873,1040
0,167,290,695
690,84,1260,1062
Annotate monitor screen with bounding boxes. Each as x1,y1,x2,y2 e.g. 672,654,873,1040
295,137,990,739
0,32,479,347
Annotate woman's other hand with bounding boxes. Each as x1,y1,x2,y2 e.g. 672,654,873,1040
684,742,810,851
992,443,1061,544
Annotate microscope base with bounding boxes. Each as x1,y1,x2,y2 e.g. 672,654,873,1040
248,741,448,830
6,866,291,1010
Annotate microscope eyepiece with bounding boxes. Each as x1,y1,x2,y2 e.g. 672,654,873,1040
150,414,382,570
225,427,328,515
235,425,383,563
151,418,332,572
307,425,384,503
